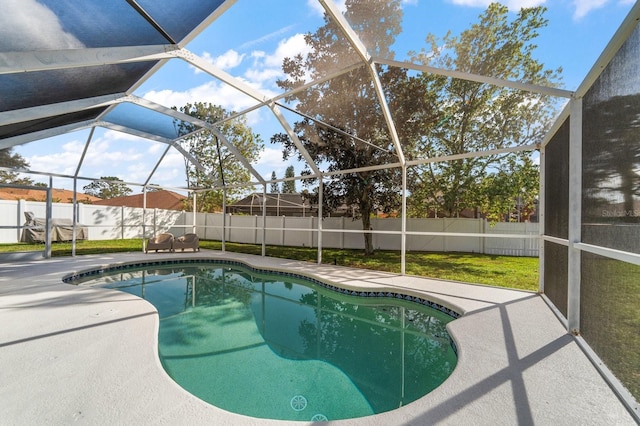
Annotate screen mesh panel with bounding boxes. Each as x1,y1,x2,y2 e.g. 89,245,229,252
0,63,157,113
544,118,570,239
543,241,568,318
580,252,640,402
137,0,225,42
582,23,640,254
0,108,107,139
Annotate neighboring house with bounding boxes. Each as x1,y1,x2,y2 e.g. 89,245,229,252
0,187,101,204
227,193,316,217
92,190,187,211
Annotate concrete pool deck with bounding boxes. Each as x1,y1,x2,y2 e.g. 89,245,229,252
0,250,636,425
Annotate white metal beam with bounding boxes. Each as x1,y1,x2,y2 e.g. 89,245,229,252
376,58,574,99
0,93,125,126
575,1,640,98
0,45,177,75
126,95,266,184
0,120,96,150
319,0,406,166
567,98,582,334
97,120,213,181
175,49,321,177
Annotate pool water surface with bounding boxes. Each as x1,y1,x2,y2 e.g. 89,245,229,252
77,263,457,421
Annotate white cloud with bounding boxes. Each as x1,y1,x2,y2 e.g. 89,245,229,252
265,33,312,68
24,132,163,185
190,50,246,74
257,147,288,172
144,80,263,113
572,0,608,19
307,0,347,16
0,0,83,50
146,33,311,113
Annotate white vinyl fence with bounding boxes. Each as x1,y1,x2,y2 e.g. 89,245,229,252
0,199,538,256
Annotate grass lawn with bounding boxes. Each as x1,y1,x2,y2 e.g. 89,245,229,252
0,239,539,291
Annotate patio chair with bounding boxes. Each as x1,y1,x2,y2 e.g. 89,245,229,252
146,233,174,253
173,233,200,252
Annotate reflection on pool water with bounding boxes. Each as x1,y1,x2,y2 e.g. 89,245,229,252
76,262,458,421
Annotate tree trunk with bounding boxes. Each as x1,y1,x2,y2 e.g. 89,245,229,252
362,213,374,255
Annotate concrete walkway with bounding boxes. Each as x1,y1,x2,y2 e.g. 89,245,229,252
0,250,635,425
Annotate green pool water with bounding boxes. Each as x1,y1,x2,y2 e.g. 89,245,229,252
79,263,457,421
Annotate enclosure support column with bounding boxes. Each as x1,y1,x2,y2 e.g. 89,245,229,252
567,98,582,334
538,146,546,293
262,185,267,257
72,127,93,256
72,178,78,257
142,188,147,252
317,178,324,264
44,178,52,259
192,192,197,234
401,165,407,275
121,206,125,240
222,189,227,252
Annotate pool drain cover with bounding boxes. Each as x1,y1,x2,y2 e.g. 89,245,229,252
290,395,307,411
311,413,328,421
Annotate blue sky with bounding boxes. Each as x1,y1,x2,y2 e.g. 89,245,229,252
16,0,636,193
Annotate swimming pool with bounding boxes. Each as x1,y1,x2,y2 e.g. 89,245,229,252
73,261,458,421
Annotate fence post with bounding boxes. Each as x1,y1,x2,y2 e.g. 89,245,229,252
17,199,25,242
278,216,286,246
443,218,448,252
480,219,486,254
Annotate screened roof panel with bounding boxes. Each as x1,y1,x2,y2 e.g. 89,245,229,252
28,0,168,49
0,62,158,113
103,103,198,141
0,107,107,140
137,0,227,42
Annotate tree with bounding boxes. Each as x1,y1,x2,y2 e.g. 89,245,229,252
0,148,34,185
273,0,405,255
477,155,539,223
82,176,132,199
175,102,263,212
406,4,560,218
270,171,280,193
282,166,296,193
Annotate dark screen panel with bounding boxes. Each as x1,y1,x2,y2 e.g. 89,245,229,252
543,241,568,318
138,0,226,42
37,0,167,48
582,23,640,253
0,62,157,113
580,252,640,401
0,107,107,139
544,118,570,240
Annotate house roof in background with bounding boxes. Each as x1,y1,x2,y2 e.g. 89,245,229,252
92,190,186,211
0,187,100,203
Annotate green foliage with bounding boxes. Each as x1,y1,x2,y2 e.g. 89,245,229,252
196,244,537,291
478,155,539,223
406,4,559,218
82,176,132,199
175,102,263,212
270,171,279,193
282,165,296,193
0,148,34,185
273,0,405,254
